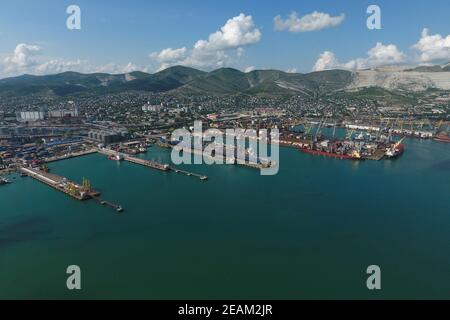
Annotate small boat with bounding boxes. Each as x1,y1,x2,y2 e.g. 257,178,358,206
354,133,366,141
139,146,147,153
109,154,124,162
0,178,11,185
116,206,124,213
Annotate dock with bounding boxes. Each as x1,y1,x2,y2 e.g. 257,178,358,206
124,155,170,172
20,167,123,212
173,146,271,170
92,197,124,212
170,167,208,181
98,148,170,171
20,167,99,201
363,149,386,161
44,149,98,163
98,148,208,181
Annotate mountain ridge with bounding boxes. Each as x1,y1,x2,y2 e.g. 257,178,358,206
0,64,449,98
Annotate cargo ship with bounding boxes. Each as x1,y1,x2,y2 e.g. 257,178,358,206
298,140,363,160
286,118,407,161
385,143,405,159
296,135,406,161
299,147,362,160
433,133,450,143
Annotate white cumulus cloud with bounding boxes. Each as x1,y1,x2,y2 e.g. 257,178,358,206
313,51,340,71
1,43,143,78
244,66,256,73
150,47,187,64
150,13,261,71
313,43,406,71
3,43,41,75
412,28,450,63
274,11,345,33
195,13,261,51
35,59,91,75
94,62,141,74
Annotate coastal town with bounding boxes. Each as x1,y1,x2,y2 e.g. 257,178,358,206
1,91,449,180
1,68,449,208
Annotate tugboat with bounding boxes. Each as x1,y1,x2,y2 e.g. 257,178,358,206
138,144,148,153
354,132,366,141
109,154,124,162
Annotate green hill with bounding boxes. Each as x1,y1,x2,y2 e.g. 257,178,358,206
0,66,355,98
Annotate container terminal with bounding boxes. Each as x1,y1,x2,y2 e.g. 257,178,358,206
279,119,406,161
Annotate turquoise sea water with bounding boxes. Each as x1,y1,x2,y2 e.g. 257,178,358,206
0,138,449,300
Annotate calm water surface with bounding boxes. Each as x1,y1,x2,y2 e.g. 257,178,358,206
0,138,449,299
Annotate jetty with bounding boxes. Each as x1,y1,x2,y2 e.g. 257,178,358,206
20,167,123,212
19,167,99,201
98,148,208,181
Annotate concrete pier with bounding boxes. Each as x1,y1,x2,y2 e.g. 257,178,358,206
20,167,123,212
98,148,208,181
20,167,99,201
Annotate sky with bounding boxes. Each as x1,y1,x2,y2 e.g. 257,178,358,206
0,0,449,78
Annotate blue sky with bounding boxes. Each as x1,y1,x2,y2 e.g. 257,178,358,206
0,0,449,77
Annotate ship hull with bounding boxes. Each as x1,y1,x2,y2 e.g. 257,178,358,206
108,155,124,162
433,135,450,143
386,144,405,159
299,148,357,160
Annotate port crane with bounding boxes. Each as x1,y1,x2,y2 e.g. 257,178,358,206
435,120,444,133
82,178,91,192
399,119,405,133
376,118,388,141
424,119,433,132
332,121,337,139
346,128,355,140
394,137,406,149
66,183,78,197
314,116,329,142
305,122,314,135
